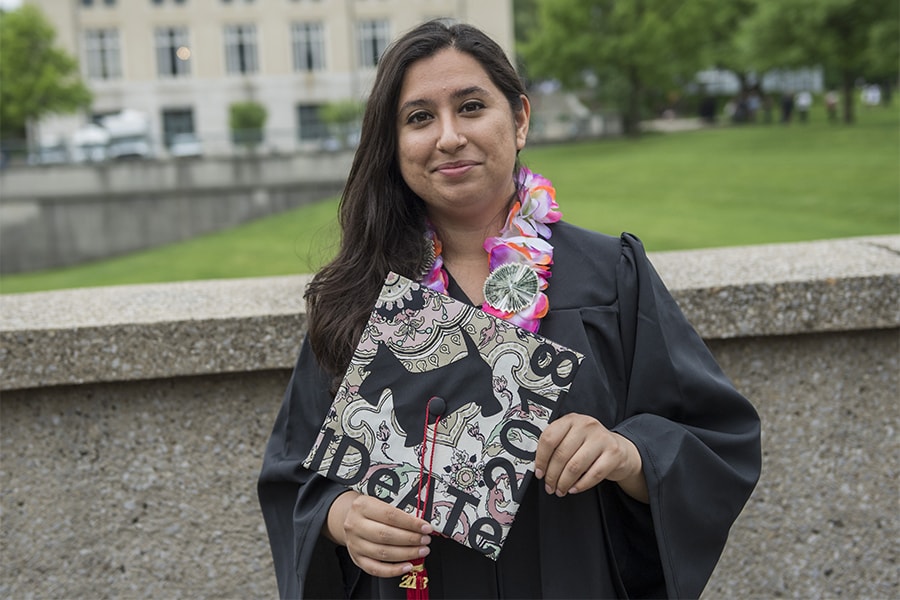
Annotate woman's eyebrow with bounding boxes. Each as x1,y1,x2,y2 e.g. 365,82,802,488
398,86,491,116
451,85,490,100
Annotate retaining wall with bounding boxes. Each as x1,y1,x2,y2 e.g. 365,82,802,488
0,152,353,274
1,235,897,599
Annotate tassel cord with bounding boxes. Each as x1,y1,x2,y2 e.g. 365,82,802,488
402,396,441,600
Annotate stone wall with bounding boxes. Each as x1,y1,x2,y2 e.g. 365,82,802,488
1,235,898,599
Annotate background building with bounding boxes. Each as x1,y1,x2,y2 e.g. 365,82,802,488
27,0,514,157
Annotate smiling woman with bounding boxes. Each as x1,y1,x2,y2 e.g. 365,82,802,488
395,48,530,305
258,19,761,600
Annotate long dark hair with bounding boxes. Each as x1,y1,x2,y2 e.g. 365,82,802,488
305,20,528,386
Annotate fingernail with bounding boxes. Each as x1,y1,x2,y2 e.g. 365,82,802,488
556,488,566,497
420,523,433,534
401,564,413,574
568,487,578,494
420,536,431,545
418,547,430,558
534,469,544,479
545,484,554,495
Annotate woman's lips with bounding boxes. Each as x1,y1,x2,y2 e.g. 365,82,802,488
435,161,477,177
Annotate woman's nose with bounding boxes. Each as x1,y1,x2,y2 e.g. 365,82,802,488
436,117,466,153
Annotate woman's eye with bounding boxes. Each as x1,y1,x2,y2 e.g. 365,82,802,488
461,101,484,113
407,111,431,124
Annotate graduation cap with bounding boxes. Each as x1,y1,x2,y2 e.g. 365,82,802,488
302,272,584,564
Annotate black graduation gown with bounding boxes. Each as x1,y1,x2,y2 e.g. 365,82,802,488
258,223,762,599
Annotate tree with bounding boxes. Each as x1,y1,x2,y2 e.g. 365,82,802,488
701,0,758,91
0,5,92,143
512,0,540,77
865,14,900,92
229,101,267,149
319,100,363,149
519,0,719,135
742,0,899,123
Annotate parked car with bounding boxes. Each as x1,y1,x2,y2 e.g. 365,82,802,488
169,133,203,158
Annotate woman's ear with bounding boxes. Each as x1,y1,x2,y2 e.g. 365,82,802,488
515,95,531,151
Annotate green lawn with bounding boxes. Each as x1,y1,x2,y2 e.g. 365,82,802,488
535,107,898,249
2,103,897,294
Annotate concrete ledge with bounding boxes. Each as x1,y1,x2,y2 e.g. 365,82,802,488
1,236,898,598
2,235,897,391
651,235,900,338
0,276,310,390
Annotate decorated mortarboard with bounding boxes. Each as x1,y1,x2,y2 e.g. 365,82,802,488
302,272,584,565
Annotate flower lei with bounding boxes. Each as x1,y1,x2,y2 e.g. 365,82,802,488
421,167,561,333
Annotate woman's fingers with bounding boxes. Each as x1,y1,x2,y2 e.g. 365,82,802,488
350,533,431,563
342,494,433,577
535,414,622,496
347,494,432,540
350,555,415,580
565,444,622,493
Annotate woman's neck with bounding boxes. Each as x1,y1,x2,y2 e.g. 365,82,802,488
430,207,507,306
430,201,507,258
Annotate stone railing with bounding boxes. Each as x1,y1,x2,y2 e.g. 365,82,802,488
1,235,898,599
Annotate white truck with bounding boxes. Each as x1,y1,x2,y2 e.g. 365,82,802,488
99,109,155,160
69,124,111,163
68,109,155,162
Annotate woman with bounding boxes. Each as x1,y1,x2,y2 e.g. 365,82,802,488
259,20,761,599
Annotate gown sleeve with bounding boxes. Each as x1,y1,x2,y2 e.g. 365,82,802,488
257,337,359,599
610,233,762,599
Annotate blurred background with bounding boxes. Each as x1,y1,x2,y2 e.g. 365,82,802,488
0,0,897,293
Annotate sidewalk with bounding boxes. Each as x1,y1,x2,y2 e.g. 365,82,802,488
640,117,710,133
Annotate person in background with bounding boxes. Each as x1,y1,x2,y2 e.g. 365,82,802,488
258,19,761,600
825,90,840,123
780,92,795,123
795,90,813,124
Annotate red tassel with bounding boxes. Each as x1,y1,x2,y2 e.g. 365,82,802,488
398,397,440,600
400,557,429,599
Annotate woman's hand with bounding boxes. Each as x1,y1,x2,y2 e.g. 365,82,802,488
534,413,649,503
325,490,433,578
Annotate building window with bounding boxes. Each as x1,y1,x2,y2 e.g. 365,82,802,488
155,27,191,77
84,29,121,80
291,22,325,72
81,0,94,6
297,104,328,141
224,24,258,74
162,108,195,146
356,20,389,68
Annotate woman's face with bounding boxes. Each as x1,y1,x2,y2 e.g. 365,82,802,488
396,48,529,228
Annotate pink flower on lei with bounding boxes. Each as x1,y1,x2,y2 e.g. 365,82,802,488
504,168,561,239
421,226,448,293
482,291,548,333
